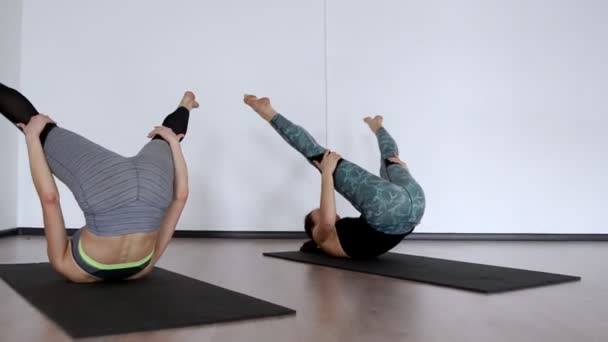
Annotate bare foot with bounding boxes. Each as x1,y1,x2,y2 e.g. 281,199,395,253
179,91,199,111
244,94,277,122
364,115,384,133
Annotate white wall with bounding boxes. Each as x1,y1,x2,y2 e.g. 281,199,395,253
0,0,21,229
326,0,608,233
15,0,608,233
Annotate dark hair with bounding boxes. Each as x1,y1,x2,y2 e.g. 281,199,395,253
304,211,316,240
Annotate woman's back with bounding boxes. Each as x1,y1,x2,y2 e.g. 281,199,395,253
78,228,159,265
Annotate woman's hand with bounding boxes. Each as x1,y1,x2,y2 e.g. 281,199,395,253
313,150,342,175
147,126,184,145
16,114,55,140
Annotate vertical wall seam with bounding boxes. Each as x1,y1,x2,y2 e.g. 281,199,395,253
15,0,24,227
323,0,329,146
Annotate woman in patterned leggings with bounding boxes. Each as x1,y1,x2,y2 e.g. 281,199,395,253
244,94,425,259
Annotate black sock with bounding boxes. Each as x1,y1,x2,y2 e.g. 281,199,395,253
0,83,56,145
152,106,190,142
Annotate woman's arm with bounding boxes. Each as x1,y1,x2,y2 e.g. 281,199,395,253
19,116,73,275
312,151,342,244
131,128,189,279
314,171,337,243
25,135,71,267
151,141,189,262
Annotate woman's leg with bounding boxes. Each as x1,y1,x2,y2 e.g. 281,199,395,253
375,127,416,185
375,127,426,225
270,113,412,232
365,115,412,185
0,83,56,144
333,159,414,232
366,116,426,225
0,83,119,211
151,107,190,142
136,91,198,208
152,91,198,142
43,127,130,214
0,83,139,233
269,114,327,162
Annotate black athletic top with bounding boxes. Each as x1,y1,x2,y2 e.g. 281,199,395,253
335,217,409,259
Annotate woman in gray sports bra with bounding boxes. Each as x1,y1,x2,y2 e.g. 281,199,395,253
0,83,196,282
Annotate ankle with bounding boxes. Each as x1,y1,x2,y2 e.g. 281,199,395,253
264,110,278,122
179,104,193,112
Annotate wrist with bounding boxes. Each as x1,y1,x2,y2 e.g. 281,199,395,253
168,140,182,149
25,133,40,144
322,170,335,178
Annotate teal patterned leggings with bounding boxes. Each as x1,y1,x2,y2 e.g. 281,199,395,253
270,114,425,234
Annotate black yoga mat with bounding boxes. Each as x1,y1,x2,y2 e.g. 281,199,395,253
264,251,580,293
0,263,295,338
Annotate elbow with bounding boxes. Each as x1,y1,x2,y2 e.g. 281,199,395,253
174,188,189,202
40,191,60,205
48,254,66,275
318,222,335,233
49,254,82,283
319,215,337,228
315,223,335,244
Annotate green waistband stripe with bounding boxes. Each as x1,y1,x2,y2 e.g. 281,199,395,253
78,240,154,270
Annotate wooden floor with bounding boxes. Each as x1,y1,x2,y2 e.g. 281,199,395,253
0,236,606,342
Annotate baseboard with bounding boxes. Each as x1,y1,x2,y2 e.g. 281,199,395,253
5,228,608,241
173,230,308,239
16,227,78,237
13,228,307,239
406,233,608,241
0,228,18,238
